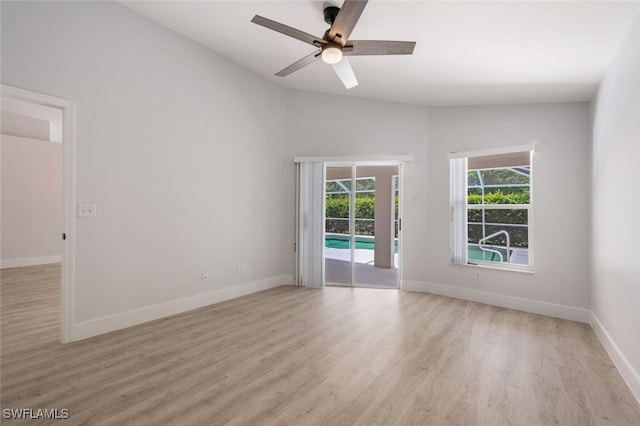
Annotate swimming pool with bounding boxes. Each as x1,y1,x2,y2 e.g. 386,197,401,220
468,245,509,262
325,237,398,253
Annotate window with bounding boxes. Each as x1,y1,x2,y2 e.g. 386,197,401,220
450,146,534,271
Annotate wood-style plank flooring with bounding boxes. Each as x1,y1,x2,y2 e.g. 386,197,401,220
2,264,639,425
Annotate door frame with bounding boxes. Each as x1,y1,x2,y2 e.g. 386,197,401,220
323,159,408,289
2,84,76,343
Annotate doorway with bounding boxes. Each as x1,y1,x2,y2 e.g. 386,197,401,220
1,85,76,343
324,163,401,288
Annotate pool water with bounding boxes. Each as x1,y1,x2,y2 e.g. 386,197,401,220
325,237,398,253
327,238,514,263
468,246,509,262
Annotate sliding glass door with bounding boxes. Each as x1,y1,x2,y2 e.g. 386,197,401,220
325,164,400,288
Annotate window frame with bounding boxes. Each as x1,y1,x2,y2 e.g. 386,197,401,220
449,145,535,273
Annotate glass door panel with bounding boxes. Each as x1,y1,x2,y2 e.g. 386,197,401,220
353,165,399,288
325,167,353,286
353,176,376,284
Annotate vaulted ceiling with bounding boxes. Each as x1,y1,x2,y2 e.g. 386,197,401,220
123,1,640,106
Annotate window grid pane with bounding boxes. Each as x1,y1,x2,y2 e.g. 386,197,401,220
465,163,531,266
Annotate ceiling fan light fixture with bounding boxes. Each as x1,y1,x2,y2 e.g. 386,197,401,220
251,1,416,89
321,46,343,64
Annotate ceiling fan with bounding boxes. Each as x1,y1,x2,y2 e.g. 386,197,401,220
251,0,416,89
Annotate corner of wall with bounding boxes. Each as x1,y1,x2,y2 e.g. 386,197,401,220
402,280,590,323
590,311,640,403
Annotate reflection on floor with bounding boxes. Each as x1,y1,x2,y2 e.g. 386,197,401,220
325,259,398,288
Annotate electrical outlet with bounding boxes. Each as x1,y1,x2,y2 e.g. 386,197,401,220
201,272,209,283
78,204,97,217
236,267,243,277
474,271,481,280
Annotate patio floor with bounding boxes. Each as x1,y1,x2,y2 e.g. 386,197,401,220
325,254,398,288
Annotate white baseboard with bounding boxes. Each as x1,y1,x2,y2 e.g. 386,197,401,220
590,311,640,403
401,280,589,323
71,274,294,341
1,255,61,269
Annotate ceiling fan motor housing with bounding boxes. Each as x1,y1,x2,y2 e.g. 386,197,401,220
324,6,340,26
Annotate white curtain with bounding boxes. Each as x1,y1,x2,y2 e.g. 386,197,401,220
450,157,468,265
296,162,325,287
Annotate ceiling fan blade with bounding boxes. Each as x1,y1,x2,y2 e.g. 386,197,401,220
328,0,369,46
275,50,321,77
332,58,358,89
344,40,416,56
251,15,326,47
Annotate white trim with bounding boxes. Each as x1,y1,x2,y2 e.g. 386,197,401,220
396,166,404,289
295,165,300,285
462,261,533,273
349,165,356,285
449,144,534,159
467,204,530,210
1,84,76,344
590,312,640,403
295,155,413,164
451,148,534,271
71,275,294,341
527,150,535,270
402,280,589,323
1,255,62,269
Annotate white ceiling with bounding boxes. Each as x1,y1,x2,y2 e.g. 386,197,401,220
122,1,640,106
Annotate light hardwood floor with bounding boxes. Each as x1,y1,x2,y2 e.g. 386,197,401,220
2,264,639,425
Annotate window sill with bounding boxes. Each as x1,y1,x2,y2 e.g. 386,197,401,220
454,261,534,274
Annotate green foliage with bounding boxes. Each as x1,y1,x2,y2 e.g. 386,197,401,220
326,197,376,219
467,209,527,225
467,189,530,248
326,178,376,193
325,197,376,235
467,206,529,248
468,190,530,205
356,197,375,218
325,181,347,193
356,179,376,191
468,224,528,248
326,197,350,218
468,169,529,186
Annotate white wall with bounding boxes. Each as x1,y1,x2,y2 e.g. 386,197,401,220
1,2,291,330
287,89,431,275
1,135,62,266
590,13,640,399
288,91,591,319
0,1,595,341
425,104,590,313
